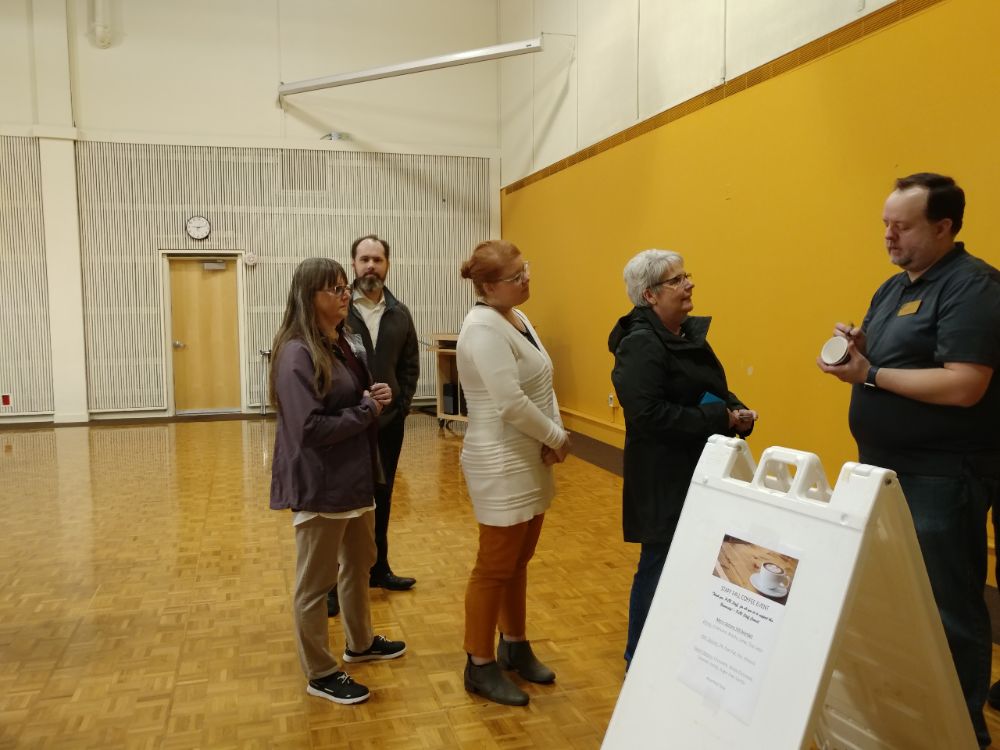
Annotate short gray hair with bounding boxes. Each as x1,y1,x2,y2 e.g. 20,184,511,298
623,249,684,307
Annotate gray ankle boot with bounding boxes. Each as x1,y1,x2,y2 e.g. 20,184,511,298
497,637,556,684
464,656,529,706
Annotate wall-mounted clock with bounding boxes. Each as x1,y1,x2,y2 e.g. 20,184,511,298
185,215,211,240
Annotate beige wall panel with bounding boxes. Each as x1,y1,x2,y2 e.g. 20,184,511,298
60,0,498,150
0,1,35,126
500,53,534,187
534,0,577,34
0,137,53,416
75,142,486,412
40,137,88,423
638,0,725,121
578,0,638,149
725,0,896,78
279,0,499,149
500,0,534,187
530,0,578,170
31,0,73,126
69,0,281,138
531,34,578,173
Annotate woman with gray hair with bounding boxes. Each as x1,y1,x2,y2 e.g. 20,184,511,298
608,249,757,669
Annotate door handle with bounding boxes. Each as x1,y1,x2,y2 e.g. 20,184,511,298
173,340,186,349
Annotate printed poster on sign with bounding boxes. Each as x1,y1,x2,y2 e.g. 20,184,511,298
677,532,801,723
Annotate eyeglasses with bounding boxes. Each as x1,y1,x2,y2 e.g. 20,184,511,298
650,272,693,290
497,262,530,285
319,285,352,298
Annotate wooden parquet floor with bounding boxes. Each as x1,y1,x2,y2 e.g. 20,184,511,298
0,416,628,749
2,414,1000,749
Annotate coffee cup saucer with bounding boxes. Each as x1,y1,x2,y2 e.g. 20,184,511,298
749,572,788,597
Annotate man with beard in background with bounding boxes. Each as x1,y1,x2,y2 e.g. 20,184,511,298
328,234,420,617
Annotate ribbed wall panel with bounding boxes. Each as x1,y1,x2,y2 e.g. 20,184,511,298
0,137,54,415
76,143,486,411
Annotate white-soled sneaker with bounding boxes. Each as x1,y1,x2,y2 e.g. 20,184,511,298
306,671,370,704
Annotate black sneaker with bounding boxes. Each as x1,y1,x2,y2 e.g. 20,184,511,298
343,634,407,663
306,671,369,705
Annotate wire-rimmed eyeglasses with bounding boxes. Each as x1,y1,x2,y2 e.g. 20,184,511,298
319,284,352,297
650,272,693,290
497,262,530,285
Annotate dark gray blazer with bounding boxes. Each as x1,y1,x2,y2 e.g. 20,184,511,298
347,286,420,428
269,337,380,513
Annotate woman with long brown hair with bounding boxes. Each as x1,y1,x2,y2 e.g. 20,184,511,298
269,257,406,705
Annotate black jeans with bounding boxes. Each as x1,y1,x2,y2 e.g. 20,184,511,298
371,412,406,579
899,471,997,748
625,543,669,667
624,521,678,668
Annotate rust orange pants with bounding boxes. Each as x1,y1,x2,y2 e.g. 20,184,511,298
463,513,545,659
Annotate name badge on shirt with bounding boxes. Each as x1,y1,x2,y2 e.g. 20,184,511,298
897,299,921,316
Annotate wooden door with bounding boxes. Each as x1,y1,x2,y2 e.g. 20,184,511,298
169,258,241,413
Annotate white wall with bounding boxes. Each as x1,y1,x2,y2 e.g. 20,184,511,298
0,0,502,423
0,0,905,419
499,0,896,186
1,0,501,152
0,1,37,127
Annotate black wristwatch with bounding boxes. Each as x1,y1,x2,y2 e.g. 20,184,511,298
863,365,880,389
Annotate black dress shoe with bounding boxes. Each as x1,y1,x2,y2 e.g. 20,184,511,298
989,679,1000,709
369,572,416,591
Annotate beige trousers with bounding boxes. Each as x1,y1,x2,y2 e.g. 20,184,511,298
293,511,376,680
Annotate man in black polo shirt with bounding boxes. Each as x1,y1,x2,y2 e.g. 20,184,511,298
818,173,1000,748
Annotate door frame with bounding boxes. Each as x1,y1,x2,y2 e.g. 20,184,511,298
159,250,248,417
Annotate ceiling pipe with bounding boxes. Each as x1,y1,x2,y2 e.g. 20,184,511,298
91,0,112,48
279,37,543,98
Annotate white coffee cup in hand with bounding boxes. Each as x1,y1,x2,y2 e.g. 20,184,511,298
820,336,850,366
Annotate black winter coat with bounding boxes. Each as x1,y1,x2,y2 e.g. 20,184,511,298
608,307,751,544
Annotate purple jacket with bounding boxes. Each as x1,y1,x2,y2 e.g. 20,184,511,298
269,337,380,513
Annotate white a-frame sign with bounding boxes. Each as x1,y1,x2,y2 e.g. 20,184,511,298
603,435,976,749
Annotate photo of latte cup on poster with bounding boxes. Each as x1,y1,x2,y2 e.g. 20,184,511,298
820,335,850,366
750,561,791,597
713,534,799,605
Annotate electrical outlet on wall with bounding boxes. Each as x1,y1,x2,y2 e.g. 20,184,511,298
607,393,614,408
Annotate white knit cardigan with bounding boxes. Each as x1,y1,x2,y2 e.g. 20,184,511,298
456,304,568,526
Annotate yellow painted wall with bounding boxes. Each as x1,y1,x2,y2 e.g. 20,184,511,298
502,0,1000,480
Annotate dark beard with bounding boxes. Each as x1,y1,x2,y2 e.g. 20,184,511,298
355,275,384,294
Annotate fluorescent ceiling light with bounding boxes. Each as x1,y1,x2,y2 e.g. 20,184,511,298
279,37,543,97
